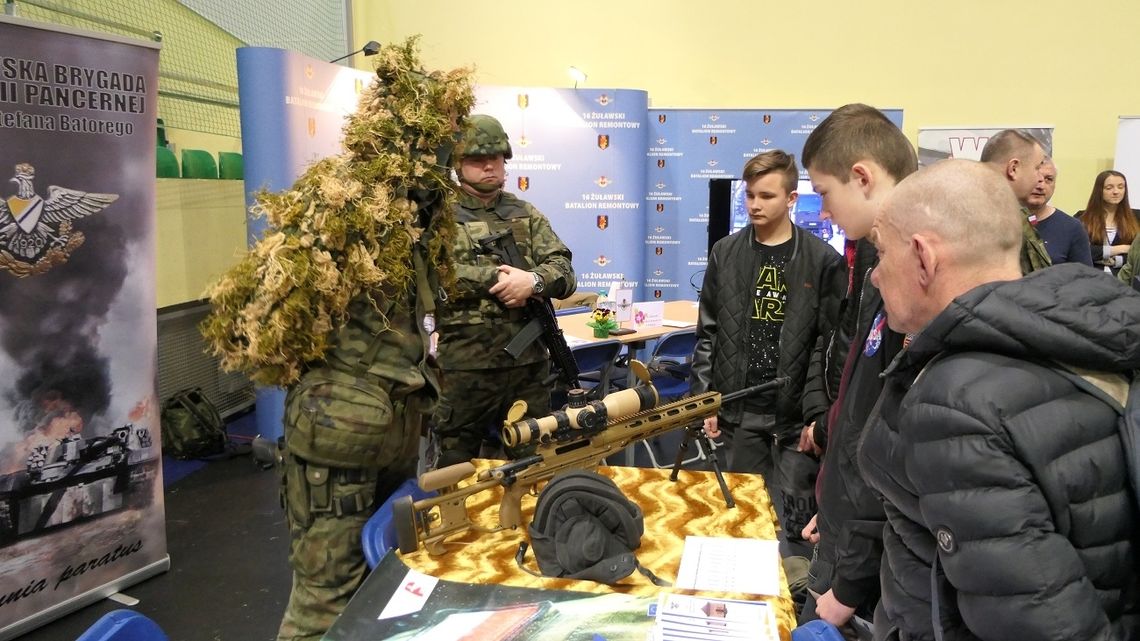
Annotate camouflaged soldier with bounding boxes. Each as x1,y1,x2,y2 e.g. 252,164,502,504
432,114,576,467
979,129,1053,274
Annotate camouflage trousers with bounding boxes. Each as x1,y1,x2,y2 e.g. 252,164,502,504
276,417,420,640
431,360,551,468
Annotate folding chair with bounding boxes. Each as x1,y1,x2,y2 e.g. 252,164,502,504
552,339,623,408
76,609,168,641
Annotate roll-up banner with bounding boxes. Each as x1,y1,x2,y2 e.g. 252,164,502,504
0,15,165,639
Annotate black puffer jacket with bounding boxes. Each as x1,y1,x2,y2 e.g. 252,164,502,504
690,225,844,437
859,264,1140,641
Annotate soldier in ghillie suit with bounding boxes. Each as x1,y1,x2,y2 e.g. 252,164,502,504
199,39,474,641
431,114,576,468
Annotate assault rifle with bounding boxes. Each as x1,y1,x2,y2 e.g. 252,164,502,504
476,229,579,388
393,374,787,555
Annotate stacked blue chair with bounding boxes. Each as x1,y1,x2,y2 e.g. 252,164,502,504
551,339,624,409
75,609,168,641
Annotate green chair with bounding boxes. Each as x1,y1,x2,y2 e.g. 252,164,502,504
218,152,244,180
181,149,218,179
156,146,179,178
156,118,169,148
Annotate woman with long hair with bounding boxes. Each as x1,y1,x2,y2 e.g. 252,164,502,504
1076,170,1140,275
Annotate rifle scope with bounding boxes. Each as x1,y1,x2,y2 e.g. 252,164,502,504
501,385,659,447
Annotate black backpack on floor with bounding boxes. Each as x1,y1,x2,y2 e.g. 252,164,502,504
161,388,228,460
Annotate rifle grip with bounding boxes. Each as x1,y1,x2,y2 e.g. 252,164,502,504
419,462,476,492
500,484,526,529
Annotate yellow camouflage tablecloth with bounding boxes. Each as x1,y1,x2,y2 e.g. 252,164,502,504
398,460,794,640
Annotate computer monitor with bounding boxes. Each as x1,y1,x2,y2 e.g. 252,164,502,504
707,178,845,255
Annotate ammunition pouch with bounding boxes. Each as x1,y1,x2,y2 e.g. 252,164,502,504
281,454,381,528
284,368,406,469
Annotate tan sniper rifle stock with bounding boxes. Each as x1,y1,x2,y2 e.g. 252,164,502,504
393,375,787,555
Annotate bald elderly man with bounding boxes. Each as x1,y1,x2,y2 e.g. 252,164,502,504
858,159,1140,641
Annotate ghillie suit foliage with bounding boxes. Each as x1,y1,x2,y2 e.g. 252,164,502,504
200,38,475,387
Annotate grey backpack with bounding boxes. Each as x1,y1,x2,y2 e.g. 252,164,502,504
516,470,668,586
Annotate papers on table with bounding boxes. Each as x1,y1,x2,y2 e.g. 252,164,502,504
675,536,781,596
652,592,780,641
563,334,592,347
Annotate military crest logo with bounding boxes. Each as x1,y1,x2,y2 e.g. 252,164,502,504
0,163,117,277
517,93,529,109
656,182,666,189
709,114,720,122
517,134,531,148
596,94,611,106
354,78,364,94
761,138,772,146
763,114,772,124
656,137,667,145
656,203,665,213
517,176,530,192
655,247,663,256
654,226,665,234
809,113,820,122
653,289,662,299
307,117,316,138
304,64,314,79
707,160,718,168
709,136,718,145
658,114,667,124
653,269,664,277
595,176,610,188
657,159,666,168
596,215,609,230
594,255,611,267
597,134,610,150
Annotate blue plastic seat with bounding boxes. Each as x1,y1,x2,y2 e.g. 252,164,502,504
362,478,435,569
76,609,168,641
792,620,845,641
554,304,591,317
645,329,698,399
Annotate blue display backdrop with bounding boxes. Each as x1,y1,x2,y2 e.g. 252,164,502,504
646,109,903,301
475,87,650,298
467,97,902,301
235,47,373,440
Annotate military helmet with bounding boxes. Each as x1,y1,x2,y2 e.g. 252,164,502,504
457,114,512,160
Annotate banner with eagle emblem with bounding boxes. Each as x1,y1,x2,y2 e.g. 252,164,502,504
0,16,164,636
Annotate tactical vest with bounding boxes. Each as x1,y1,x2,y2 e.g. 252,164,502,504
435,191,551,369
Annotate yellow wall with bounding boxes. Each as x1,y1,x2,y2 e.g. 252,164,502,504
352,0,1137,213
155,180,248,307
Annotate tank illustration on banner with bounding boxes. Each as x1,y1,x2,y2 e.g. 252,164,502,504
0,424,159,546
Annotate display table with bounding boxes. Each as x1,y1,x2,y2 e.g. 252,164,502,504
326,461,794,640
557,299,699,345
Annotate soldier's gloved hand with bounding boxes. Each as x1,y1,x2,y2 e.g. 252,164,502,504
490,264,536,308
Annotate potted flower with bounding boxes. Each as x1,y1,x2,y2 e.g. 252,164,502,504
586,307,619,338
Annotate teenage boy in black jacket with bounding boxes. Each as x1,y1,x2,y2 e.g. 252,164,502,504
795,104,917,636
691,149,844,556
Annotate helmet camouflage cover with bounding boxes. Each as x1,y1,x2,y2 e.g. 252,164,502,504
458,114,512,160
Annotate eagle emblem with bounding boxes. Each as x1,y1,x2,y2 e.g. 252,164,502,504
0,163,117,277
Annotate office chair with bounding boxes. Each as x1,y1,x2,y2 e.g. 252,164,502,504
362,478,435,569
180,149,218,179
155,146,179,178
218,151,244,180
75,609,168,641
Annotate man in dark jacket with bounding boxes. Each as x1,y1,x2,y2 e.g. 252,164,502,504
796,103,917,636
860,158,1140,641
691,149,844,555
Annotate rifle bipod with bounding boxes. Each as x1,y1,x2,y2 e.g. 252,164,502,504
669,426,735,508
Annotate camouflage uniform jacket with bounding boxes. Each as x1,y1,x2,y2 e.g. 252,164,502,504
1021,208,1053,275
285,235,440,469
436,190,575,370
1119,238,1140,288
